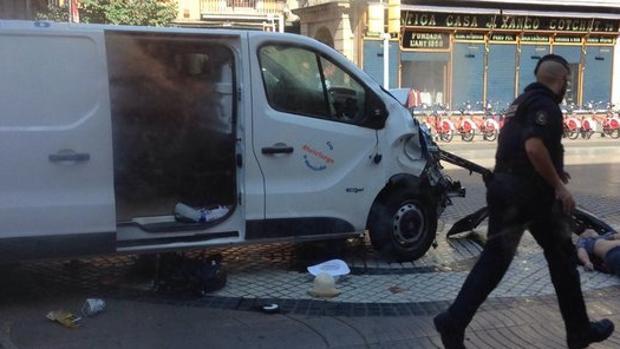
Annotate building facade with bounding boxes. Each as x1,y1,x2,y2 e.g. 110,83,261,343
174,0,296,32
291,1,366,64
294,0,620,110
0,0,35,19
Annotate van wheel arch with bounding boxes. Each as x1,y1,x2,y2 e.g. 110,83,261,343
366,174,439,262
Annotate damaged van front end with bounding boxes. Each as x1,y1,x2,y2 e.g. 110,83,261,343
365,93,465,261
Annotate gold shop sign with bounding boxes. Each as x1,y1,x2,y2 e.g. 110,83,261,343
521,34,551,43
554,35,582,44
402,31,449,49
455,32,485,41
401,11,619,33
586,36,615,45
489,33,517,42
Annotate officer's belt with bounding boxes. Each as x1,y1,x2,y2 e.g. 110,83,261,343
494,161,538,177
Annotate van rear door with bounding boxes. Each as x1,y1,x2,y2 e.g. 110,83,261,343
0,23,116,262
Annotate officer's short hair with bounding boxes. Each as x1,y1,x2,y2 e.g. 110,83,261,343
534,54,570,75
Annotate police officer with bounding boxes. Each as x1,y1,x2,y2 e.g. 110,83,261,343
433,55,615,349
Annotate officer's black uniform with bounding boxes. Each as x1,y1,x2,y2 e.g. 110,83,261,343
438,70,594,346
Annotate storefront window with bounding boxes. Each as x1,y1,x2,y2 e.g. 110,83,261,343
401,52,448,107
363,40,399,89
452,43,484,110
488,44,516,111
394,10,619,113
519,45,549,93
552,45,581,106
583,46,613,105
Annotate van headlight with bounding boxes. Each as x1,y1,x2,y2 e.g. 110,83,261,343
404,135,422,161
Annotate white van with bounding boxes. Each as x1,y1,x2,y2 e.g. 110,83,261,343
0,20,461,263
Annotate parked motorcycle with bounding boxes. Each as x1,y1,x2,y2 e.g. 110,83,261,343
562,103,581,139
456,101,477,142
579,101,601,140
603,102,620,139
414,104,455,143
478,102,500,142
579,101,620,139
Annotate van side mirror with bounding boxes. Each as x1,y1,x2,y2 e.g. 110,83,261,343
364,93,388,129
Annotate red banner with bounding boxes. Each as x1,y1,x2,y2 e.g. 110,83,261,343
71,0,80,23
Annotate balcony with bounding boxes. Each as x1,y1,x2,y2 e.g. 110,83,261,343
200,0,286,16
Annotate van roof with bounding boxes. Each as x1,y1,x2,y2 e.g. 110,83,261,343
0,19,383,97
0,19,309,42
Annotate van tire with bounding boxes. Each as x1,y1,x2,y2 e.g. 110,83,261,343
367,188,437,262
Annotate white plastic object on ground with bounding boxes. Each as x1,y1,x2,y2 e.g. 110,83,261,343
307,259,351,277
308,272,341,298
81,298,106,317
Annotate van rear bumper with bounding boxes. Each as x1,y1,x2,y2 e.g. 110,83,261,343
0,232,115,264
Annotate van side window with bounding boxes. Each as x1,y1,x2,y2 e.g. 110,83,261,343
259,45,367,125
320,57,367,123
259,45,329,117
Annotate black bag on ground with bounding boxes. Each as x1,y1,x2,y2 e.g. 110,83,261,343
155,253,227,296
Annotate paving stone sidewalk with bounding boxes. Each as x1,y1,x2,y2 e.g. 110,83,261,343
2,162,620,348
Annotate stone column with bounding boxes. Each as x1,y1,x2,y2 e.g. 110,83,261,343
177,0,202,21
612,40,620,106
336,12,355,62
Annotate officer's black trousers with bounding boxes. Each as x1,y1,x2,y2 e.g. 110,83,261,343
448,172,590,335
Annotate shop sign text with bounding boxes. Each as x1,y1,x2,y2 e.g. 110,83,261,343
402,31,449,49
402,11,619,33
587,36,615,45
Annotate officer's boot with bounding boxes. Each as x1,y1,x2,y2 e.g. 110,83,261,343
567,319,615,349
433,311,466,349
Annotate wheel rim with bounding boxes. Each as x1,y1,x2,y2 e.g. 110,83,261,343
392,203,425,246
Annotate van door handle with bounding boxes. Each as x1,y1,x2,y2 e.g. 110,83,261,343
49,150,90,163
261,144,294,155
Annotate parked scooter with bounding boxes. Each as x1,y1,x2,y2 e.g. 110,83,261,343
431,104,456,143
455,101,477,142
579,101,601,140
579,101,620,139
413,104,455,143
562,103,581,140
603,102,620,139
478,102,500,142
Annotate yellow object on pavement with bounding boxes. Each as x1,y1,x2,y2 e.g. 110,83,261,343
46,310,81,329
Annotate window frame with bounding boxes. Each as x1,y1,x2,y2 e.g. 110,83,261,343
257,42,381,128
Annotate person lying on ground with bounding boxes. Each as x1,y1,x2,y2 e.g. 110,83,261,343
576,230,620,276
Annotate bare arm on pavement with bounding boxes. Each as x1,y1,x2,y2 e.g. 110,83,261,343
577,247,594,271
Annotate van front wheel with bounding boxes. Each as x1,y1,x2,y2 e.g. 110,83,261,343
368,189,437,262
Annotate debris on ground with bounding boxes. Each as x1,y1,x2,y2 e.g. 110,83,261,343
388,286,407,294
307,259,350,277
154,253,227,296
259,303,281,314
81,298,106,317
308,272,341,298
46,310,81,329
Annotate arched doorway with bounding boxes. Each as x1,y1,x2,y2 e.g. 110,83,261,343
314,27,334,48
